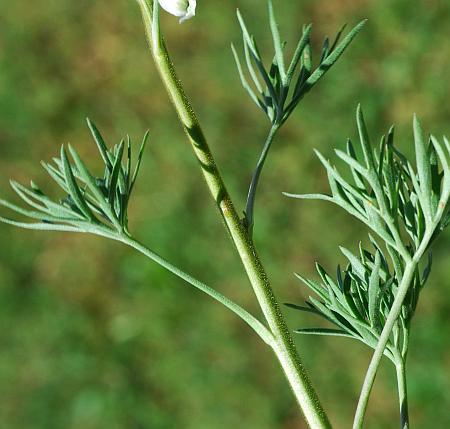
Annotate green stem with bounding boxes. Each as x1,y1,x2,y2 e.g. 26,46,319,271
115,233,274,345
353,217,442,429
395,358,410,429
135,1,331,427
245,124,279,231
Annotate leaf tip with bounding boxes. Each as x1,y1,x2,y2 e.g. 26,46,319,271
356,103,363,118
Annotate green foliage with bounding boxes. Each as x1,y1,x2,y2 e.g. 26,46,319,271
0,120,273,347
289,242,428,364
286,107,450,257
232,2,366,126
0,1,449,428
286,107,450,414
235,1,366,232
0,121,148,236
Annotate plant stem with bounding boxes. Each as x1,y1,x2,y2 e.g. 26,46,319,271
395,359,410,429
353,219,440,429
135,1,331,427
245,124,279,231
115,233,274,345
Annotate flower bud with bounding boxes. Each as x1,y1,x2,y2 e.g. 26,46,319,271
158,0,197,23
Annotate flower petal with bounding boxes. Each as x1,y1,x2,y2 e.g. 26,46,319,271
159,0,196,22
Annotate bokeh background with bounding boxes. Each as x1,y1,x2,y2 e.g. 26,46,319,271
0,1,449,428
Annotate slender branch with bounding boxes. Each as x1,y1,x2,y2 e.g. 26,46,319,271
134,1,331,427
115,233,274,346
352,224,441,429
353,183,449,429
245,124,279,232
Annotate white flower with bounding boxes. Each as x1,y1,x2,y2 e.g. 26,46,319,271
158,0,197,23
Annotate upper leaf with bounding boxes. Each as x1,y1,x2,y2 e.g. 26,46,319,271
286,106,450,257
233,2,366,125
0,120,149,236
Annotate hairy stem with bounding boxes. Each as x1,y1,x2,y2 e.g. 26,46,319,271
245,124,279,232
135,1,331,427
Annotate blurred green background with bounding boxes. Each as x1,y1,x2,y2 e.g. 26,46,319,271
0,1,449,428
